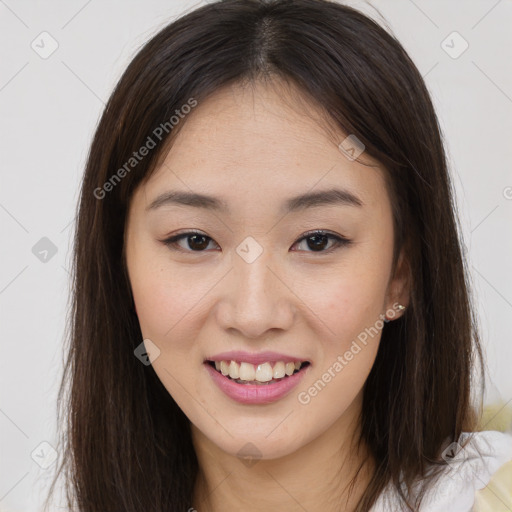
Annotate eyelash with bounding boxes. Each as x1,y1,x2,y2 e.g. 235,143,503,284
161,229,352,255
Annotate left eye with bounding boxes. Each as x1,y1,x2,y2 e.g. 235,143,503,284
161,229,351,254
293,230,351,253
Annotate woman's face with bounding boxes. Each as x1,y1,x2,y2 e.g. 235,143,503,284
125,81,407,460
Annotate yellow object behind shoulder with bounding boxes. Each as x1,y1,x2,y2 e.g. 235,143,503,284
472,459,512,512
477,402,512,433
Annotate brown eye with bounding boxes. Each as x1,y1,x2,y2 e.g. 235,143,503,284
183,233,211,251
163,231,217,252
303,233,331,251
292,230,352,254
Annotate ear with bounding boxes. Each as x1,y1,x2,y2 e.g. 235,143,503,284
384,247,410,321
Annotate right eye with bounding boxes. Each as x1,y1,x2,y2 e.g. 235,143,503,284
161,230,219,252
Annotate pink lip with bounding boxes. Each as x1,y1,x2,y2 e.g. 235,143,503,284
206,350,309,366
204,361,311,405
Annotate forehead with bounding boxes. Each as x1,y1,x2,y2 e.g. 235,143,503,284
136,80,388,214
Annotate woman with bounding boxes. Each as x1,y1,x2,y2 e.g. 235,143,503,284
44,1,512,511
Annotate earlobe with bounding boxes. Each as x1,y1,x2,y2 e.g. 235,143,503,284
384,302,406,321
384,249,411,320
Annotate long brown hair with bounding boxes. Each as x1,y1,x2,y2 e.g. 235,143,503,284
44,1,485,510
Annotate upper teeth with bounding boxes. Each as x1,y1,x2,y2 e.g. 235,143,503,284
214,360,303,382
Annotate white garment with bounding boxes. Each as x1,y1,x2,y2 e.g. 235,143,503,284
369,430,512,512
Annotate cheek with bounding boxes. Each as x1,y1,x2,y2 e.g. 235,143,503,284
295,275,385,422
129,252,215,354
129,262,202,401
307,262,388,340
131,271,190,341
301,259,389,393
127,240,184,341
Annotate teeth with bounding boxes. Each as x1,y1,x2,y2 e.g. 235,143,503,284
255,362,273,382
239,362,255,381
228,361,239,379
210,359,306,382
220,361,229,376
285,362,295,376
273,361,285,379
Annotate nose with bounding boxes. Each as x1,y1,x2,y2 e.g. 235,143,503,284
215,249,295,339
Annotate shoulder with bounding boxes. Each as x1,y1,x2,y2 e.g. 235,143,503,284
370,430,512,512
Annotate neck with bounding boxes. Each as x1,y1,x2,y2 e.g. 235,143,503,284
190,393,374,512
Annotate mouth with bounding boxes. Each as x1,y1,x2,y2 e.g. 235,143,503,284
204,358,312,404
205,359,311,385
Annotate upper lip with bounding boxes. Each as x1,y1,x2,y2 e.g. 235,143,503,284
205,351,310,366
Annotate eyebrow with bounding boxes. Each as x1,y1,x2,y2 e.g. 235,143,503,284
146,187,363,214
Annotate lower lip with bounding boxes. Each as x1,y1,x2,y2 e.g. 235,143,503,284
204,362,310,405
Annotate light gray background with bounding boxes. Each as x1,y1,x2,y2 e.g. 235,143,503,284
1,1,511,510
